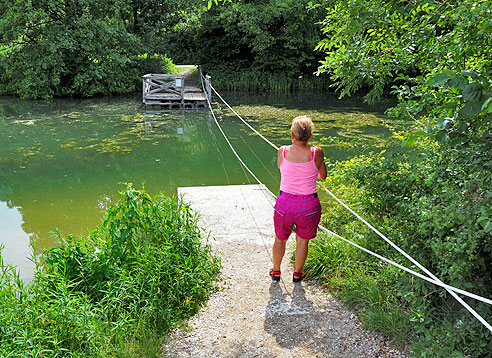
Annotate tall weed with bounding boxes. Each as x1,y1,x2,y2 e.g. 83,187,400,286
305,152,491,357
209,70,333,93
0,185,220,357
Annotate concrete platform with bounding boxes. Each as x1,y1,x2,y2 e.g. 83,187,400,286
178,184,276,245
164,184,407,357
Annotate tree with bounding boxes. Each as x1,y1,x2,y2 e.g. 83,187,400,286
0,0,175,98
314,0,491,145
193,0,327,89
314,1,492,354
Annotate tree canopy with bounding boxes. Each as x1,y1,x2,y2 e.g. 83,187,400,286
313,1,491,355
0,0,178,98
314,0,491,145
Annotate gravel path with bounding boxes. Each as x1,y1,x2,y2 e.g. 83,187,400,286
161,185,408,358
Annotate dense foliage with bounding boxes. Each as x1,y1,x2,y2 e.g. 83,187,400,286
315,0,491,143
306,0,492,356
0,0,179,98
0,186,219,357
307,152,491,356
0,0,331,97
191,0,331,92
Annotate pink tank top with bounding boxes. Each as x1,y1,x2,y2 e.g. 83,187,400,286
279,147,319,195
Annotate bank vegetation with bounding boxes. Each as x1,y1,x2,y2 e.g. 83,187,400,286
0,186,219,357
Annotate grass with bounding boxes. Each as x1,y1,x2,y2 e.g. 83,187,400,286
298,159,492,357
173,65,197,74
173,65,199,87
297,229,414,348
0,185,220,357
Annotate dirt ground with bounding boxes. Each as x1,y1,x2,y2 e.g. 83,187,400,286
161,184,408,358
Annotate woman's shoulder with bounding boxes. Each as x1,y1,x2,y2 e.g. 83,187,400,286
311,146,324,160
311,145,324,154
278,145,290,153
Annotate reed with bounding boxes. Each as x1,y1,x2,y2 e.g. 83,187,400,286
209,70,333,93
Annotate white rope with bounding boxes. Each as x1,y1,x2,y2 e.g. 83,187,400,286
209,84,279,151
315,180,492,332
205,80,492,331
203,83,265,190
318,226,492,306
206,85,492,302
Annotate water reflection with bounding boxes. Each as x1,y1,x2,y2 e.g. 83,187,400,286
0,201,35,281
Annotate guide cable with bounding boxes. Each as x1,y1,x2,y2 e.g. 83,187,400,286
202,74,492,331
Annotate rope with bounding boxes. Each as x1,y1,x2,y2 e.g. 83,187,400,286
314,184,492,331
234,124,280,185
203,93,262,187
202,83,289,286
210,84,279,150
204,78,492,332
318,225,492,305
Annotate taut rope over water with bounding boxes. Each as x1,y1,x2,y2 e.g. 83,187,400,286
201,73,492,333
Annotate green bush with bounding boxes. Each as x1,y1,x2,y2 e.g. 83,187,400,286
0,1,178,99
208,69,332,93
194,0,330,92
138,54,176,76
310,1,491,353
306,149,492,356
0,185,220,357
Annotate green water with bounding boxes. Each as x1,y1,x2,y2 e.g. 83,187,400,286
0,92,399,279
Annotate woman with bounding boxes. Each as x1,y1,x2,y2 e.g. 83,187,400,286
270,116,327,282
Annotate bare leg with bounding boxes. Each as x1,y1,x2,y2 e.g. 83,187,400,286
272,237,287,271
294,234,309,272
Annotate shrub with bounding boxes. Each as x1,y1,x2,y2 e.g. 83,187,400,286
0,185,220,357
306,149,492,356
138,53,176,77
194,0,329,92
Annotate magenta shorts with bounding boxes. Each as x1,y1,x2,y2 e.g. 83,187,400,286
274,191,322,241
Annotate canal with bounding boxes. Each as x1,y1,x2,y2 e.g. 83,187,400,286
0,92,400,280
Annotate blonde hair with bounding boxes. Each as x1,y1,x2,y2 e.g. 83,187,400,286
291,115,314,142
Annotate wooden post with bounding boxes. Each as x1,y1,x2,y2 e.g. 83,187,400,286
198,65,203,82
142,76,146,104
181,77,185,107
205,75,212,103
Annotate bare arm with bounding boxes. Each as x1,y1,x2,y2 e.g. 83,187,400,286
314,147,327,180
277,146,283,168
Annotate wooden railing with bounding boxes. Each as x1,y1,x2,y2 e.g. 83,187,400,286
142,74,185,105
142,69,211,110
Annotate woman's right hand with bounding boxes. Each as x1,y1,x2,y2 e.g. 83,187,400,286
314,147,327,180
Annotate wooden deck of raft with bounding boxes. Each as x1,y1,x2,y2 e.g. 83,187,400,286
142,73,210,110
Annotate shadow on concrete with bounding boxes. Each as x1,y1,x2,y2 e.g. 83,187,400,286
264,281,319,349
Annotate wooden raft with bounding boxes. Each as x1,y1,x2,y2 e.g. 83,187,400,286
142,73,209,110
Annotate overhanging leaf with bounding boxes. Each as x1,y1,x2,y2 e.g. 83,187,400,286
482,97,492,113
403,130,427,147
458,102,482,119
448,75,468,89
437,118,453,129
462,83,482,102
430,72,451,86
461,70,479,80
435,130,448,142
484,221,492,233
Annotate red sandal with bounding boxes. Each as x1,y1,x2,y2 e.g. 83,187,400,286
293,271,305,282
269,268,281,281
